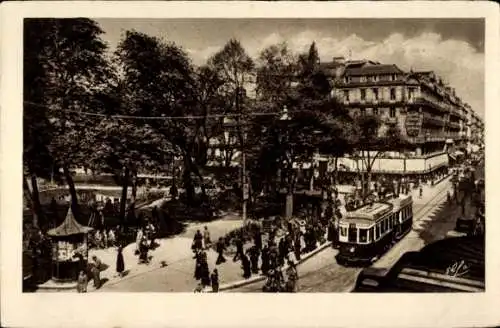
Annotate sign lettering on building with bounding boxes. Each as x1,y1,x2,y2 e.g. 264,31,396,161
405,112,422,137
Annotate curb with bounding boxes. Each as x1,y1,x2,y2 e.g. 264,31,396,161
205,241,333,292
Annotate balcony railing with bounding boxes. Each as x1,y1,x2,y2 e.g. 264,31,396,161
422,113,445,127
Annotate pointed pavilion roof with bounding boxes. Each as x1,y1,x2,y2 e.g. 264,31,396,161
47,207,93,237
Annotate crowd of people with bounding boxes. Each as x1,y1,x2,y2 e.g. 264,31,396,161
191,195,346,293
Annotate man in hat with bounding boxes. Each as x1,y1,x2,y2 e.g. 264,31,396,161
215,237,227,265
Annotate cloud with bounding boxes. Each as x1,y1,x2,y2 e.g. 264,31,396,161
190,31,484,117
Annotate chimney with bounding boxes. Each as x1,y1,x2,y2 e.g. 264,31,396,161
333,56,346,65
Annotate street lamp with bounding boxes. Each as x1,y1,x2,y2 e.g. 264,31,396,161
279,106,293,220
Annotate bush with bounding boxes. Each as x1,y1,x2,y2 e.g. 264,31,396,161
219,221,263,248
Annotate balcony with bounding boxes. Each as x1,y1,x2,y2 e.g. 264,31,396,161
422,113,444,127
409,96,448,113
447,121,461,130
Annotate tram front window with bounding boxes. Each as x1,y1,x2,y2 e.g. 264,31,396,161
348,226,357,243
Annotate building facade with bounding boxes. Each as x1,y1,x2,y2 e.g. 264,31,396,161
321,57,479,157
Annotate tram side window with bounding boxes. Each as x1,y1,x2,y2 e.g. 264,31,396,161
359,229,368,243
368,228,374,242
389,215,393,229
340,227,347,237
375,224,381,239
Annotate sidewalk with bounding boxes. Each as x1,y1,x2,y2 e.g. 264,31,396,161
90,176,453,293
89,214,244,292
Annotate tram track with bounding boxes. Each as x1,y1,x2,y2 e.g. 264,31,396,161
232,177,454,292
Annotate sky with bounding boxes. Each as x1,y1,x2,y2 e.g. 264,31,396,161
95,18,485,118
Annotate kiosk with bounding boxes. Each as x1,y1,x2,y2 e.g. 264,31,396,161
47,207,93,282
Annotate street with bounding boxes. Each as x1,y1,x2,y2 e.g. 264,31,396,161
230,166,483,293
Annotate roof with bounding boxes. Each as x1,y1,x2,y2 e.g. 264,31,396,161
385,194,413,211
345,202,393,221
345,64,403,76
47,207,93,237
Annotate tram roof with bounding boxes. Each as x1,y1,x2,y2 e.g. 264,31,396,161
345,202,393,222
385,194,413,211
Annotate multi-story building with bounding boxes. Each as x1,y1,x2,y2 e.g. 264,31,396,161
322,57,473,157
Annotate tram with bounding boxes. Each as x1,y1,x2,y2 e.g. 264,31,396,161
335,194,413,266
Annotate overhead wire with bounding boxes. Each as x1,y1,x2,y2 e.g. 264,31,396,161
23,100,298,121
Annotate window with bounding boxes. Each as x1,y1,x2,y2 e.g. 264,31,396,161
359,229,368,243
348,226,358,243
360,76,367,82
373,108,379,116
389,216,393,229
408,87,416,100
391,74,397,81
372,88,379,100
340,227,347,237
373,75,379,82
390,108,396,117
368,228,374,242
360,89,366,101
344,90,349,102
360,108,366,116
375,224,381,239
344,76,351,83
390,88,396,100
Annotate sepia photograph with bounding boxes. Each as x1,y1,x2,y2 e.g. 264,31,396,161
21,16,486,294
2,1,499,327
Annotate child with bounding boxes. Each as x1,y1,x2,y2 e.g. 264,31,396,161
76,270,88,293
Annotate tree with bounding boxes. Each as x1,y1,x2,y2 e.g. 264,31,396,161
352,115,410,199
24,18,112,222
249,42,355,218
115,30,205,206
208,39,255,173
87,77,174,225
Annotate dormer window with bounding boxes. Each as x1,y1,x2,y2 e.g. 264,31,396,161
391,74,397,81
360,76,367,82
344,76,351,83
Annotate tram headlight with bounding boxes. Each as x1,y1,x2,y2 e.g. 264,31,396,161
350,247,355,253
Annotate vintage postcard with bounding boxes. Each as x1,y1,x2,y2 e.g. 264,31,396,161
1,1,499,327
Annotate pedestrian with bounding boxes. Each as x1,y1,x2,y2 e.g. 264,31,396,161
193,229,203,252
108,228,116,248
248,245,260,274
200,260,211,287
103,229,108,248
203,226,211,250
419,185,423,198
215,237,226,265
285,260,298,293
116,245,125,278
261,245,270,275
233,235,244,262
139,237,149,264
90,256,101,289
254,229,263,251
210,268,219,293
294,233,302,261
278,238,286,266
194,282,204,293
241,253,251,279
76,270,88,293
135,228,144,254
194,251,202,280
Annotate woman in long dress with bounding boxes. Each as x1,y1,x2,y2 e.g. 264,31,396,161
116,245,125,277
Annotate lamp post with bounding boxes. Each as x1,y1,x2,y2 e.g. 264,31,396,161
280,106,292,219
